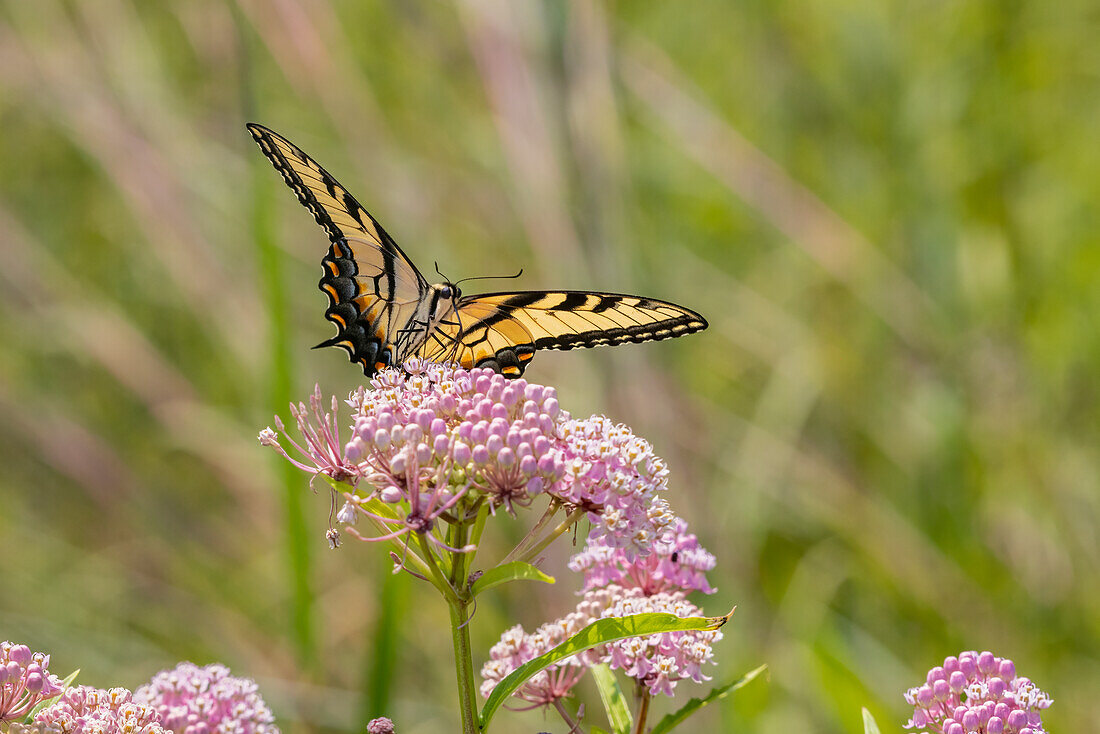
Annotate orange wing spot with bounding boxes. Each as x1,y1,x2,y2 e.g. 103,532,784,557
518,351,534,361
502,365,521,376
325,260,339,277
328,313,347,328
321,283,339,301
374,361,387,371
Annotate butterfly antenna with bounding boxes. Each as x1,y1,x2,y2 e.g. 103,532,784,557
454,268,524,287
434,261,449,282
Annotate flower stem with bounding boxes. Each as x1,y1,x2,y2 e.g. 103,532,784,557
501,497,562,564
447,507,480,734
519,506,586,563
448,596,480,734
632,686,651,734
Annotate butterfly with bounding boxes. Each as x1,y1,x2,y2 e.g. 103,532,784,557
247,123,707,378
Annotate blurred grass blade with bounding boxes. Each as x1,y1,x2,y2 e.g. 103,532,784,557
862,708,882,734
481,611,730,729
470,561,555,596
235,5,314,668
649,664,768,734
362,565,411,723
590,663,631,734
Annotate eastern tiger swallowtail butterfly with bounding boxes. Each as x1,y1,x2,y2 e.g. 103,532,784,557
247,123,707,378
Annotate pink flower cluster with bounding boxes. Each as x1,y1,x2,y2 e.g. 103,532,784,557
0,641,63,723
16,686,167,734
557,416,676,557
135,662,279,734
479,601,597,707
599,586,721,697
904,651,1052,734
366,717,395,734
262,361,675,557
480,583,721,702
569,516,716,595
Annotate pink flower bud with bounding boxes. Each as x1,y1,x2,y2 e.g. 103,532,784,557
9,645,32,667
989,677,1006,698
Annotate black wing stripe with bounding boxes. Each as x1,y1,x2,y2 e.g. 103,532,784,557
533,317,707,351
249,126,345,244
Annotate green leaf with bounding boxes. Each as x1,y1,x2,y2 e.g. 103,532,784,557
470,561,555,596
480,610,731,729
591,728,611,734
28,668,80,719
648,663,768,734
591,663,632,734
862,708,882,734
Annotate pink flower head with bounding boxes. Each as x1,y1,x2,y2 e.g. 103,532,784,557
0,641,63,723
366,717,395,734
569,516,716,595
134,661,279,734
903,651,1051,733
556,416,676,558
24,686,166,734
594,585,720,697
264,361,686,559
479,609,594,709
335,362,566,552
481,583,721,708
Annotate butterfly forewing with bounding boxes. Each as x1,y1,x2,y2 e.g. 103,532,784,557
248,123,431,373
419,291,707,377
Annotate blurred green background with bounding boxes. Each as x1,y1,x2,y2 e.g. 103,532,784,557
1,1,1097,732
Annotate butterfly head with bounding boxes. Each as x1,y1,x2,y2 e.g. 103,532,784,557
428,281,462,323
435,282,462,301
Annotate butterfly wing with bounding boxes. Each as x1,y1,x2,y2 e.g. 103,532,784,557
247,123,429,374
419,291,708,377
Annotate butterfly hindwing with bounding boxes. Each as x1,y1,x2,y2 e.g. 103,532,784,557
247,123,429,374
419,291,708,377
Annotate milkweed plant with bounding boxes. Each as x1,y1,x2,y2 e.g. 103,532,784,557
2,359,1056,733
259,359,755,734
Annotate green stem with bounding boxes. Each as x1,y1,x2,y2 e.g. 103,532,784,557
519,506,586,563
447,506,480,734
417,532,460,604
501,497,563,564
632,686,651,734
448,596,479,734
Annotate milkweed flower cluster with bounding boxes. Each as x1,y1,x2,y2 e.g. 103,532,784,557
479,597,603,707
480,582,722,702
569,517,716,594
557,416,676,557
482,515,722,704
904,651,1052,734
134,662,279,734
261,361,675,558
366,717,395,734
0,641,63,723
14,686,167,734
